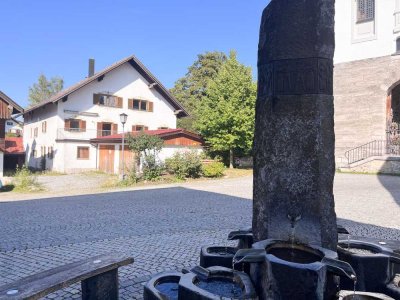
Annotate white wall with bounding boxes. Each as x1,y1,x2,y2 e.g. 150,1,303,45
24,103,59,170
57,62,177,135
158,146,203,162
335,0,400,63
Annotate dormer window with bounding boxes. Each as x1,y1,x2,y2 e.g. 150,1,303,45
357,0,375,23
93,93,123,108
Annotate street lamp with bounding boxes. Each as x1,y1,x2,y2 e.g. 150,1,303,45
119,113,128,180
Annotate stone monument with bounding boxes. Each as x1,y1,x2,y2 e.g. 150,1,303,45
253,0,337,251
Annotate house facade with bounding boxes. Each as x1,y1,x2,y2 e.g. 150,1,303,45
5,118,23,136
0,91,24,178
23,55,192,174
334,0,400,171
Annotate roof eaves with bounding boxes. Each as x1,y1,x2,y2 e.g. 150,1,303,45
0,91,23,113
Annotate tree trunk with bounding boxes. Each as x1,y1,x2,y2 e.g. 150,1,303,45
229,149,234,169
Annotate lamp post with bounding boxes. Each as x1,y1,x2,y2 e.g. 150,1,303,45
119,113,128,180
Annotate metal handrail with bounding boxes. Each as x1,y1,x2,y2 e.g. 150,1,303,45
344,140,388,165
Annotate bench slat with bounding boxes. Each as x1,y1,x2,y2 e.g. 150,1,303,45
0,253,134,300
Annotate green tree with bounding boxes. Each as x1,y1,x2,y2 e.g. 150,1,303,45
195,51,257,168
28,74,64,107
127,133,165,181
170,51,227,131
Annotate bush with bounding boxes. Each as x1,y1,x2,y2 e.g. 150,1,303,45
142,154,164,181
126,161,141,184
165,151,203,179
12,165,44,192
202,161,225,178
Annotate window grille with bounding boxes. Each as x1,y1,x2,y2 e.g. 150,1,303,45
357,0,375,22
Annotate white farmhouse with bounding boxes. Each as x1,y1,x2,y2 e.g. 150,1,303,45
334,0,400,172
23,55,201,174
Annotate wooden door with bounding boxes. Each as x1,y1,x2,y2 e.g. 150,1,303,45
119,146,136,174
99,145,115,174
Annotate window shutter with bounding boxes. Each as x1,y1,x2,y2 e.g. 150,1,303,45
128,99,133,109
97,122,103,137
148,101,154,112
65,119,70,131
117,97,123,108
81,120,86,132
112,123,118,135
93,94,100,105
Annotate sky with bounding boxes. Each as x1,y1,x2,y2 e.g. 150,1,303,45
0,1,269,108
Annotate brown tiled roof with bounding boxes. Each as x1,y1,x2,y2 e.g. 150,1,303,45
23,55,188,117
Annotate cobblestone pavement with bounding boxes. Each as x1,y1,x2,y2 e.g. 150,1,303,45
0,174,400,299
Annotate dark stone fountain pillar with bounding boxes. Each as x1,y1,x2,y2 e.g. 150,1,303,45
253,0,337,251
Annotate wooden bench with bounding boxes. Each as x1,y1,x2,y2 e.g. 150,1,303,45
0,253,134,300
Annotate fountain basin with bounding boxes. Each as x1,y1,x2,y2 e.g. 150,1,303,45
200,246,237,269
143,271,182,300
337,240,400,298
247,239,355,300
179,266,257,300
338,290,395,300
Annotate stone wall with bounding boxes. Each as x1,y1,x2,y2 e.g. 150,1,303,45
340,156,400,174
334,54,400,165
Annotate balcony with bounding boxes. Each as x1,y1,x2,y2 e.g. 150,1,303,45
56,128,118,141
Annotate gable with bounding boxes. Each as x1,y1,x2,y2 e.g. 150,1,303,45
23,55,188,118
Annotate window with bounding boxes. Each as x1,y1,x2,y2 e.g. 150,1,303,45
97,122,117,137
132,125,149,132
397,38,400,53
128,99,154,112
357,0,375,23
77,147,89,159
65,119,86,132
42,121,47,133
93,94,123,108
6,121,13,126
48,146,54,159
34,127,38,138
41,146,46,157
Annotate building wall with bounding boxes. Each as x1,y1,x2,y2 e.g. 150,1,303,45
335,0,400,64
334,55,400,165
57,62,177,135
5,120,22,134
23,61,179,173
334,0,400,167
24,104,59,170
0,151,3,178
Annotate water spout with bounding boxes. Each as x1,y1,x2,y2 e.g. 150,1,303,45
233,249,266,266
322,257,357,282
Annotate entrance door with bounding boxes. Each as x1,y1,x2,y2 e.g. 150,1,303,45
99,145,114,173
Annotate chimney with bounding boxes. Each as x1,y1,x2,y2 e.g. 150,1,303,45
88,58,95,77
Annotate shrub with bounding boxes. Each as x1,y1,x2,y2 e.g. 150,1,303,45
127,161,141,184
202,161,225,178
12,165,44,192
142,154,164,181
165,151,203,179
